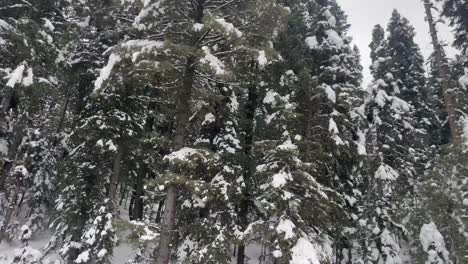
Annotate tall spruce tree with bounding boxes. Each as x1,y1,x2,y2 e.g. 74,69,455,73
361,10,430,264
0,0,67,247
270,0,366,262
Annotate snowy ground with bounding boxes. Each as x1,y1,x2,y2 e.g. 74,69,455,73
0,233,135,264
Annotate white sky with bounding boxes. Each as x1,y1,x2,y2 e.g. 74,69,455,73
337,0,457,85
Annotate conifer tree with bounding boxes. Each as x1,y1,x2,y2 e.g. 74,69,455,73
271,0,367,262
0,0,67,245
361,10,430,263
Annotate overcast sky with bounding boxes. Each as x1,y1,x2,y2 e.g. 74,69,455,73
337,0,457,85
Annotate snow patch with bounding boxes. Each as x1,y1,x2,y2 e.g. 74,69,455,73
323,9,337,27
202,113,216,126
75,250,90,263
43,18,55,31
94,54,121,93
257,50,268,69
22,68,34,87
263,90,278,106
419,222,450,261
214,17,243,37
164,147,208,163
272,170,292,188
325,29,344,49
375,164,399,180
459,67,468,90
276,219,296,239
291,238,321,264
0,139,8,156
305,36,318,49
0,19,12,31
328,118,339,134
6,65,25,87
355,130,367,155
323,84,336,103
193,23,204,32
200,47,225,75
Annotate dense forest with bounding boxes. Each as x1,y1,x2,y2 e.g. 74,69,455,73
0,0,468,263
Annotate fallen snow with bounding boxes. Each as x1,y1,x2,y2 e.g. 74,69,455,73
323,9,337,27
277,139,298,151
257,50,268,69
419,222,450,261
94,54,121,93
391,97,411,113
263,90,278,106
163,147,208,163
272,170,292,188
214,17,243,38
305,36,319,49
462,117,468,148
193,23,204,32
375,164,399,181
323,84,336,103
6,65,25,87
325,29,344,49
121,39,164,63
75,250,90,263
276,219,296,240
0,139,8,156
459,68,468,90
22,68,34,87
202,113,216,126
291,238,321,264
200,47,225,75
328,118,339,134
355,130,367,155
43,18,55,31
0,19,12,31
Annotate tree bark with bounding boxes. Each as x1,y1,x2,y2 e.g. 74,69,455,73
131,165,146,220
56,85,72,134
237,81,258,264
108,142,126,212
423,0,461,144
157,57,196,264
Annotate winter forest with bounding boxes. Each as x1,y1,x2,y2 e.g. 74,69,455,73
1,0,468,263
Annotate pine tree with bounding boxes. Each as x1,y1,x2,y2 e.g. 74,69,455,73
264,0,367,262
0,0,67,244
44,1,138,263
100,1,289,263
422,0,460,144
360,10,430,264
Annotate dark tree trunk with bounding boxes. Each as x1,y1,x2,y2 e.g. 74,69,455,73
108,142,126,212
237,81,259,264
131,165,146,220
157,56,196,264
423,0,461,144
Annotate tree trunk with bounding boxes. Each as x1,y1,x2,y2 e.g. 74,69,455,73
155,200,165,223
237,81,259,264
423,0,461,144
108,142,126,212
131,165,146,220
56,85,72,134
157,57,196,264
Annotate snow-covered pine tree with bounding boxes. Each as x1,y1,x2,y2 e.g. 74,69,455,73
225,0,367,262
102,1,289,263
417,1,468,262
360,10,431,264
439,0,468,138
274,0,366,262
422,0,460,145
44,1,143,263
0,0,67,246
